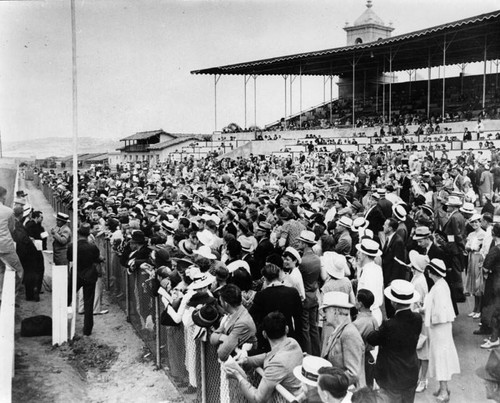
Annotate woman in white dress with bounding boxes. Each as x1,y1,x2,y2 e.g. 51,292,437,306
408,250,430,393
424,259,460,402
465,213,485,318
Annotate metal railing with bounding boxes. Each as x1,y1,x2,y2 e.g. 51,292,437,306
31,175,298,403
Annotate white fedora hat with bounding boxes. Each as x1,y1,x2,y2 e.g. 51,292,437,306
297,230,317,245
337,216,353,229
384,279,420,305
460,202,475,215
446,196,463,207
293,356,333,386
322,252,348,279
193,245,216,260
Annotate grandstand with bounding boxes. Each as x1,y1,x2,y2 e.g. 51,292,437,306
188,6,500,163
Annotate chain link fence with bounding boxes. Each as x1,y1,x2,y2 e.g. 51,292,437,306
31,173,298,403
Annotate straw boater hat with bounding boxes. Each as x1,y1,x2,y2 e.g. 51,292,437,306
446,196,463,207
408,250,429,273
356,238,382,257
55,212,70,222
351,217,369,232
427,258,447,277
240,238,255,253
476,350,500,383
469,213,482,222
392,204,407,221
384,280,420,305
197,230,214,246
320,291,354,310
293,356,333,386
297,230,317,245
323,252,348,279
412,226,431,240
178,239,194,257
337,216,353,229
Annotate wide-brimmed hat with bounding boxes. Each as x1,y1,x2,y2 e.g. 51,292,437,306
392,204,407,221
293,356,333,386
240,237,255,253
171,257,194,272
297,230,317,245
55,212,70,222
409,250,429,273
320,291,354,310
187,290,216,307
187,267,215,290
446,196,463,207
413,226,431,240
283,246,302,264
460,202,475,215
322,252,348,279
351,217,369,232
193,245,216,260
476,350,500,382
196,230,214,247
192,304,220,328
257,221,272,233
178,239,194,257
427,258,447,277
384,280,420,305
337,216,353,229
356,238,382,257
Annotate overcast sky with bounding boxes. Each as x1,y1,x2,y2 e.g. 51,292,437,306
0,0,498,143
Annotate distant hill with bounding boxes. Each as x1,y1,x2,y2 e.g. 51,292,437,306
2,137,122,159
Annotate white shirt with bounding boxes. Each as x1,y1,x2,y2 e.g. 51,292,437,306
358,260,384,325
283,267,306,301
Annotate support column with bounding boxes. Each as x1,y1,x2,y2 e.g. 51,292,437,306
482,36,488,110
388,48,393,129
214,74,221,132
299,67,303,128
352,53,356,129
253,75,257,129
283,75,288,130
427,51,431,119
442,35,447,121
330,75,333,126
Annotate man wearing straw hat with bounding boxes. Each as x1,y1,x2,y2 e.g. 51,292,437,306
356,238,384,326
367,280,422,403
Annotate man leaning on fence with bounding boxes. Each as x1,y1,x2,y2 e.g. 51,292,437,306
224,311,303,403
0,186,24,302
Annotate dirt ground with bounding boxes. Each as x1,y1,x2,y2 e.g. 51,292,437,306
11,178,183,403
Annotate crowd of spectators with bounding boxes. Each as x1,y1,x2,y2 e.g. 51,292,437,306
12,141,500,402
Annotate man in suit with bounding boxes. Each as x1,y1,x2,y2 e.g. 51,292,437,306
442,196,467,304
367,280,422,403
333,216,352,256
365,194,386,243
381,218,408,318
253,222,275,277
297,230,321,356
0,186,24,301
210,284,257,362
51,212,72,266
376,189,393,220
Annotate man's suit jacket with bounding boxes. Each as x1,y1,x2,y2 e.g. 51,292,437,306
382,233,407,285
377,198,393,220
210,305,256,361
365,204,386,238
442,210,466,251
334,230,352,256
367,309,422,392
253,237,275,278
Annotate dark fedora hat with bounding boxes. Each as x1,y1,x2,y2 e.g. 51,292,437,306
192,304,220,328
130,230,146,244
187,291,216,308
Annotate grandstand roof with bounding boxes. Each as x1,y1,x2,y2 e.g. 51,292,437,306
191,10,500,77
149,136,199,150
120,130,170,142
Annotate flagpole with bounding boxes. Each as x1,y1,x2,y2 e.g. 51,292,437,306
70,0,79,339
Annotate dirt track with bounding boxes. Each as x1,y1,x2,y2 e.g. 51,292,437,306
11,178,182,403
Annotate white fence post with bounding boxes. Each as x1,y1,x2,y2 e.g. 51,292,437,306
52,265,68,345
0,269,16,403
